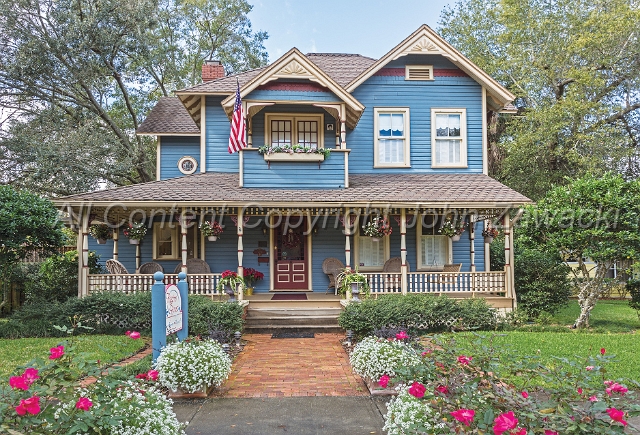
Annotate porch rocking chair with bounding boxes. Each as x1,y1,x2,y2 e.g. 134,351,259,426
382,257,410,292
106,259,129,275
173,258,211,274
437,263,462,292
137,262,163,274
322,257,344,295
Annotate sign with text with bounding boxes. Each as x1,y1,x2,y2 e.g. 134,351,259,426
165,284,183,335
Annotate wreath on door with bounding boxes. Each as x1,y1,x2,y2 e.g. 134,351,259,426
281,229,302,249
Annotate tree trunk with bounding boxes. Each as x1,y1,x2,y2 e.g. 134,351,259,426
574,262,611,329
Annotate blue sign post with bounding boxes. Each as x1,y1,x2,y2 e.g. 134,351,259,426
152,271,189,362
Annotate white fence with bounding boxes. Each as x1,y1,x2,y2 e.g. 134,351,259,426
88,273,222,297
363,271,507,296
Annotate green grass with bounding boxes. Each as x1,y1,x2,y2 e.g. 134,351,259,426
549,299,640,332
0,335,146,379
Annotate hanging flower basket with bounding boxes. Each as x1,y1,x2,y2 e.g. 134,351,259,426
89,224,112,244
438,217,466,240
363,217,392,240
208,236,217,242
200,220,224,240
123,222,147,244
482,226,499,243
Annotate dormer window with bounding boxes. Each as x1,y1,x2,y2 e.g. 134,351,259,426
265,113,324,148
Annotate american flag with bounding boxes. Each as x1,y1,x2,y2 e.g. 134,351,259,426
228,79,247,154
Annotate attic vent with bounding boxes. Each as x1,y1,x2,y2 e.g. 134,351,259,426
405,65,434,81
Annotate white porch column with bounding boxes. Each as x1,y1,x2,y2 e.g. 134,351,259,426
509,217,516,309
503,215,512,302
112,224,119,261
469,214,476,272
400,209,408,295
181,208,188,273
81,212,90,297
237,208,244,301
344,209,352,270
340,104,347,149
76,214,83,298
484,220,491,271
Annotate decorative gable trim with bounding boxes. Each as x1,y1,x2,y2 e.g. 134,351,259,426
256,82,328,92
221,48,365,128
373,68,470,78
345,25,515,109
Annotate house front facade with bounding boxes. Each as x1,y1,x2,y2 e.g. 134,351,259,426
56,25,530,309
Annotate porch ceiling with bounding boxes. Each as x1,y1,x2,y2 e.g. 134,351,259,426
55,172,532,210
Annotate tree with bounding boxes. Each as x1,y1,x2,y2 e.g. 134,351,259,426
439,0,640,200
0,185,65,310
521,173,640,328
0,0,268,196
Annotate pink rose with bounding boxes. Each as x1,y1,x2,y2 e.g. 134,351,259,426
457,355,472,365
75,397,93,411
544,431,559,435
605,382,628,396
135,373,148,379
589,395,598,402
49,345,64,359
378,375,390,389
585,365,594,371
129,331,141,339
606,408,628,426
493,411,518,435
125,330,131,336
450,409,475,426
600,348,606,355
577,388,583,394
513,429,527,435
521,391,528,399
408,381,426,398
147,369,159,381
395,331,409,340
436,385,449,394
22,368,39,385
15,396,40,416
9,376,28,391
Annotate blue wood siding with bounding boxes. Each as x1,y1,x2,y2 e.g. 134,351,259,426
242,151,346,189
450,222,485,272
206,96,238,173
348,55,483,174
310,224,346,292
159,136,200,180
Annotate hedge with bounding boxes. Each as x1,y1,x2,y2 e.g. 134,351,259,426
338,294,497,338
0,292,244,340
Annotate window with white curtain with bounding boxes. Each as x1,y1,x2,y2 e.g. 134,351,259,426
374,108,410,167
416,215,450,270
431,109,467,168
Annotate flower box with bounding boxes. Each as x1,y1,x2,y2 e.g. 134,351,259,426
263,153,325,162
167,384,215,399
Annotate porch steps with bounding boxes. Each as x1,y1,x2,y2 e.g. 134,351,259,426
244,306,344,334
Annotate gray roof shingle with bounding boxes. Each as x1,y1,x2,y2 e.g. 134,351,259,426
58,172,531,206
136,97,199,135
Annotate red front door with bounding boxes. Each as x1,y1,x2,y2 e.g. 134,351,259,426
274,218,308,290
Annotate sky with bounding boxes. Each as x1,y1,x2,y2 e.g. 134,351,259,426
248,0,455,61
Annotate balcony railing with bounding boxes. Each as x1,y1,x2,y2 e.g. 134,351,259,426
88,273,222,297
363,271,507,296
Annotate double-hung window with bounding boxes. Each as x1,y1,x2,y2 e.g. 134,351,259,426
416,215,451,270
431,109,467,168
265,113,324,149
355,232,389,270
374,108,410,167
153,223,198,260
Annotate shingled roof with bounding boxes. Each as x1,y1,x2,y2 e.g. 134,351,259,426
136,97,199,135
176,53,376,94
58,173,531,206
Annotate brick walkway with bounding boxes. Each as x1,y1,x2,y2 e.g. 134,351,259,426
218,333,367,398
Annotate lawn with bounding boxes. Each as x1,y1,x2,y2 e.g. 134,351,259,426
0,335,146,379
549,299,639,332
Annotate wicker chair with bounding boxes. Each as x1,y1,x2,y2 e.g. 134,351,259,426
382,257,410,292
173,258,211,274
106,259,129,275
438,263,462,289
322,257,345,295
137,262,163,274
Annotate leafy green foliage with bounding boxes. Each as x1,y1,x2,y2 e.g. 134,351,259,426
627,279,640,320
338,295,497,338
188,297,244,340
0,0,268,195
23,250,103,304
439,0,640,200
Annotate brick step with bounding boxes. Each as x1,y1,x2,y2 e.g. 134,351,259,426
243,324,344,334
246,315,340,327
246,300,343,309
247,307,342,318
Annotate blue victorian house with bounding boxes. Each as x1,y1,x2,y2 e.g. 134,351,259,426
57,25,530,312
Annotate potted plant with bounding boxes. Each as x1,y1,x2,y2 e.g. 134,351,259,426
243,267,264,296
362,216,392,242
336,268,370,302
257,144,331,162
154,339,232,397
216,270,245,302
438,217,466,241
89,223,112,244
200,220,224,241
123,222,147,245
482,226,499,243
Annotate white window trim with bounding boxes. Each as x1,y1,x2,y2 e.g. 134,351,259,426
416,219,453,271
177,156,198,175
431,108,468,168
264,113,325,148
373,107,411,168
354,230,390,271
153,222,179,260
405,65,434,81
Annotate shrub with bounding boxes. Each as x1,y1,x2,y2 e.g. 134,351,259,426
154,339,232,393
628,279,640,320
0,292,244,339
338,295,497,338
23,250,104,304
349,336,420,380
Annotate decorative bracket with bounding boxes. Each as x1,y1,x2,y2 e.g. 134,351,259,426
230,215,251,226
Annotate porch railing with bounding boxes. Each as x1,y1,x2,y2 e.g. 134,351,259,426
88,273,222,297
364,271,507,296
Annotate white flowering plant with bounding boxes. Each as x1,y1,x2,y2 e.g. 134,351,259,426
349,336,420,381
383,386,445,435
154,339,232,393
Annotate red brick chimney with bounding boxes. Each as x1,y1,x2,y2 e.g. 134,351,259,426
202,60,225,82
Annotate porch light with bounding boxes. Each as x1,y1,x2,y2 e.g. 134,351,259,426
262,224,268,235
